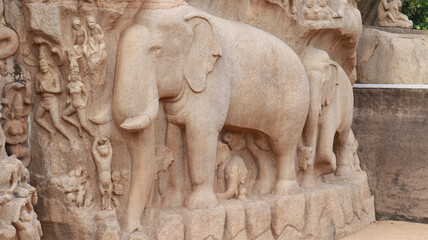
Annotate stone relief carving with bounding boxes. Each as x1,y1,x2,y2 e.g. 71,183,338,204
34,45,72,141
62,66,93,137
0,151,41,239
92,137,113,210
1,0,375,239
113,0,309,232
0,0,18,60
376,0,413,28
299,47,354,187
303,0,340,22
2,83,32,167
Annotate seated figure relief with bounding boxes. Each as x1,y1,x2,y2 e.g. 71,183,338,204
376,0,413,28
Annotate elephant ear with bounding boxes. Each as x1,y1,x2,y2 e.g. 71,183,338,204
184,14,222,93
321,62,339,109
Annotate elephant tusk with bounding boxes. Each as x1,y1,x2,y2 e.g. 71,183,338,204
120,114,152,132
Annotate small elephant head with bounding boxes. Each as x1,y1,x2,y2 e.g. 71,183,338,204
216,155,248,200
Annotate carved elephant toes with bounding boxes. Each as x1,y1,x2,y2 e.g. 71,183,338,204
162,188,184,207
273,180,299,195
124,220,143,234
253,180,273,195
185,187,218,209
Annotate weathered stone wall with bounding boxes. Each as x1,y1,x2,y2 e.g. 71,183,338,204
353,85,428,220
357,27,428,84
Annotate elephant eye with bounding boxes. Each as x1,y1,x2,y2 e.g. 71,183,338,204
150,45,162,56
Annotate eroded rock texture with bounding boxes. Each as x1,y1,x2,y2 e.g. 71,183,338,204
357,27,428,84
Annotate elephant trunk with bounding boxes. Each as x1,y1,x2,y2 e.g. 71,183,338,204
112,24,159,132
216,167,238,200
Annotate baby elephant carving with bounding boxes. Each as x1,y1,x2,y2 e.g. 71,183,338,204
216,155,248,201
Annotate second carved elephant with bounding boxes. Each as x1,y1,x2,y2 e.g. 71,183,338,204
112,0,309,233
299,47,354,186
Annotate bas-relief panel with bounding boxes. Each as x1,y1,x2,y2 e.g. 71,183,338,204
0,0,374,239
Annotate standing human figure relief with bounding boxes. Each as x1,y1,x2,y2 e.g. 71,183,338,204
376,0,413,28
113,0,309,233
2,84,32,167
92,137,113,211
62,66,94,137
34,46,72,141
68,18,88,71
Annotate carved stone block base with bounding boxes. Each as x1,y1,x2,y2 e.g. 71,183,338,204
132,171,374,240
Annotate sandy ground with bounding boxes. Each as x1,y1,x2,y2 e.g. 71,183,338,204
342,220,428,240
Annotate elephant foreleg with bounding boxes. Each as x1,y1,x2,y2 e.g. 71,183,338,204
123,124,156,233
162,123,185,207
185,125,218,209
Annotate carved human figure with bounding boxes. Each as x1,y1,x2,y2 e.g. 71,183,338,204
85,16,107,69
111,171,124,196
34,50,72,141
92,137,113,210
113,0,309,232
72,18,88,60
3,84,32,167
12,201,43,240
377,0,413,28
62,66,93,137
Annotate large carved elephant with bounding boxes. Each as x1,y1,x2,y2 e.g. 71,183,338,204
299,47,354,187
112,0,309,233
0,0,19,59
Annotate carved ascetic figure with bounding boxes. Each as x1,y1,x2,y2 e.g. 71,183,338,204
0,0,19,60
85,16,107,71
300,47,354,186
34,48,72,141
2,83,32,167
92,137,113,210
62,66,93,137
72,18,88,62
112,0,309,232
376,0,413,28
12,201,43,240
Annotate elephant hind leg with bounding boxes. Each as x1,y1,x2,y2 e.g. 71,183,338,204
335,128,353,176
270,135,299,195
